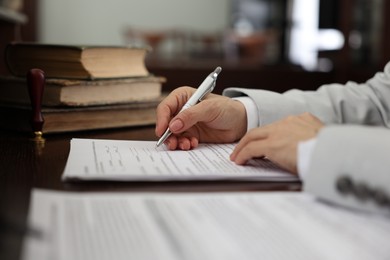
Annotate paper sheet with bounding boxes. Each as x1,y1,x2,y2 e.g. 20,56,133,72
22,189,390,260
62,138,298,182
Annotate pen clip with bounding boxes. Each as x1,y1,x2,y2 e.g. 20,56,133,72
199,81,215,101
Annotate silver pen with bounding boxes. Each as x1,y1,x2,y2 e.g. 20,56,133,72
156,66,222,147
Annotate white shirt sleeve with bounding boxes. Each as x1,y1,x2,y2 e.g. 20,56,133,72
232,96,259,131
297,138,317,180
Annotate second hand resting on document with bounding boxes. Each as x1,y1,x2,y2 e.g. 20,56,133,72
156,66,222,147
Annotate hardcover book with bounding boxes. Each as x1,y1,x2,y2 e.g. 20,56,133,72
0,97,163,134
0,75,165,107
5,42,151,79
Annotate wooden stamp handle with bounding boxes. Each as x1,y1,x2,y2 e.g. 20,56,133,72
27,69,45,136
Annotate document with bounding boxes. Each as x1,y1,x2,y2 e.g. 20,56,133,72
62,138,298,182
22,189,390,260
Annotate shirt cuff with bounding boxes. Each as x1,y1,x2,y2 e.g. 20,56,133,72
232,96,259,131
297,138,317,180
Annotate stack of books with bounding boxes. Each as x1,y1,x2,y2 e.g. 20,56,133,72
0,42,165,134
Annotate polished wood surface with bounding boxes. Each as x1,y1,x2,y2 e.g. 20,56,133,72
0,126,300,260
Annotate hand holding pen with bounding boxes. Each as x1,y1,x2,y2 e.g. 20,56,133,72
156,67,222,147
155,67,248,150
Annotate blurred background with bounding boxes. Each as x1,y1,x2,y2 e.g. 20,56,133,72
1,0,389,93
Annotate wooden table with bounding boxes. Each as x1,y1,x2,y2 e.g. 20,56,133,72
0,126,301,260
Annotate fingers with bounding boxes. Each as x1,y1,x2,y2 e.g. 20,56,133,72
155,103,174,137
230,113,323,174
232,141,267,165
168,99,218,134
230,127,269,164
177,136,199,150
155,87,195,137
298,112,324,129
164,135,199,150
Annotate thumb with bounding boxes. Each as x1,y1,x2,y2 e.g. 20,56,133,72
169,101,213,134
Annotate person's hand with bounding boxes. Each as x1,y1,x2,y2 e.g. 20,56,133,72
155,86,247,150
230,113,325,174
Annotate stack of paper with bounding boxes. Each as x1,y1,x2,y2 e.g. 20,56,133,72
62,138,299,182
22,189,390,260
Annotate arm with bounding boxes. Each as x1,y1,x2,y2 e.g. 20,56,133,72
223,62,390,127
229,110,390,214
304,125,390,215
